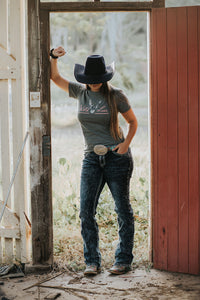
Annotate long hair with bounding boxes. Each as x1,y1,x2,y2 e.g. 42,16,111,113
100,82,122,141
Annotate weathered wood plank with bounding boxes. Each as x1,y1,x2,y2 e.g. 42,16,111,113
152,0,165,8
0,238,3,263
28,0,43,265
0,0,8,48
0,228,20,239
156,7,168,270
20,0,31,265
187,7,199,275
150,7,159,267
40,1,154,12
166,8,178,272
28,0,41,91
0,69,17,79
147,12,153,262
0,81,11,207
29,0,53,265
10,0,29,264
0,0,13,264
177,7,189,274
0,47,16,68
40,8,53,264
0,201,19,228
0,1,10,210
4,238,13,263
0,0,29,265
198,7,200,275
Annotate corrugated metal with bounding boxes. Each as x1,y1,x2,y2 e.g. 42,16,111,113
151,6,200,275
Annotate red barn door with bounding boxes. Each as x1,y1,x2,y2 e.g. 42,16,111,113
151,6,200,275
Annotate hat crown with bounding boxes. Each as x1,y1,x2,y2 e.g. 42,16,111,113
85,55,106,76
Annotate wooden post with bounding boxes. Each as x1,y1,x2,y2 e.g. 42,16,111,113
28,0,53,268
40,1,161,12
40,7,53,265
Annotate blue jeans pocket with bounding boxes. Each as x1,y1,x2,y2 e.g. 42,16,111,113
112,150,129,156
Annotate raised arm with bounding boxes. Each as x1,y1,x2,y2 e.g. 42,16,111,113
50,46,69,93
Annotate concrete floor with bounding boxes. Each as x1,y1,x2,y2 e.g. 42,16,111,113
0,267,200,300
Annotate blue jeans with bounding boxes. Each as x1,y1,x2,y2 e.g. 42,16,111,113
80,149,134,267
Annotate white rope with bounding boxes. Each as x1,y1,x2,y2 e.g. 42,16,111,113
0,131,29,223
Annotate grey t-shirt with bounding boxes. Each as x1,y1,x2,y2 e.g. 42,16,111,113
69,82,131,152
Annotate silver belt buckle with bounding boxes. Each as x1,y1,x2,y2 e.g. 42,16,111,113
94,145,108,155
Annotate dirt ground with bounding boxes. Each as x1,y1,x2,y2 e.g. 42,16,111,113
0,267,199,300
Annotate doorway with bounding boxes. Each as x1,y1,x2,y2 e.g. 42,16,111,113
50,11,150,270
29,0,200,275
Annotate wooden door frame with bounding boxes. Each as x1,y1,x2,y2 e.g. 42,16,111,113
28,0,165,267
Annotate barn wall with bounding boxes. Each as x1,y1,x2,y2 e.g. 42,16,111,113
151,6,200,275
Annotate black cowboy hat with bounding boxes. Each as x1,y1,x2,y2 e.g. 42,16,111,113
74,55,115,84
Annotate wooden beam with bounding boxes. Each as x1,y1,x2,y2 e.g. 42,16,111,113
28,0,42,265
28,0,40,91
152,0,165,8
40,8,53,265
40,1,154,12
28,0,53,265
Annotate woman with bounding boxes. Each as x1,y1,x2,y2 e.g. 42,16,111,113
50,46,138,276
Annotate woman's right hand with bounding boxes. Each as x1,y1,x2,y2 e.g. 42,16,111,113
51,46,69,92
52,46,66,58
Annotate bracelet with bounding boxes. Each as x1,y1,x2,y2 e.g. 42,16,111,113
50,48,58,59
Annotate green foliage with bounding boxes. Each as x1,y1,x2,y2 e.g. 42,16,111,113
50,11,147,99
136,72,146,84
96,186,117,226
53,158,80,227
58,157,67,166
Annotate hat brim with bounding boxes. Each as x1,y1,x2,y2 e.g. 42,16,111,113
74,62,115,84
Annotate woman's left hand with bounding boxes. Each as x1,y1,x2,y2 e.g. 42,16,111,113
113,142,128,154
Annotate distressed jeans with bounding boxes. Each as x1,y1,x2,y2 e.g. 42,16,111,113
80,149,134,267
